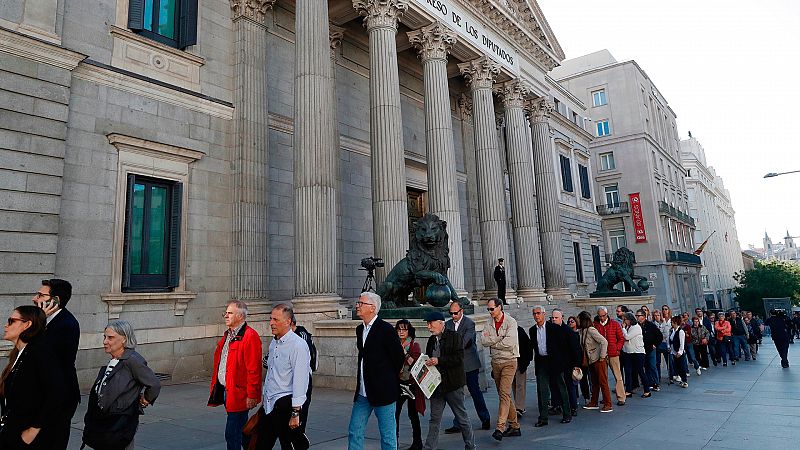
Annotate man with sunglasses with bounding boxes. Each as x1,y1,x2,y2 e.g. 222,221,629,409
481,299,521,441
32,278,80,449
444,302,491,434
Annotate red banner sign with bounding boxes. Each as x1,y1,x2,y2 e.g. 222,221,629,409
629,193,647,243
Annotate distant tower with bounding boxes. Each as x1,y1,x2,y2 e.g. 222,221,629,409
764,231,773,257
785,230,795,249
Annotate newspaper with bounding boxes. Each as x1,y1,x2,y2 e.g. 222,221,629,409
410,354,441,399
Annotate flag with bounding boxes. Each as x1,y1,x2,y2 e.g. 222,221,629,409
694,230,716,255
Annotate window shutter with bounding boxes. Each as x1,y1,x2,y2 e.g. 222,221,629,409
178,0,198,49
128,0,145,31
167,182,183,288
122,175,136,290
592,245,602,281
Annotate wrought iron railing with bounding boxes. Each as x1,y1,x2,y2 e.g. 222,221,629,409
596,202,630,216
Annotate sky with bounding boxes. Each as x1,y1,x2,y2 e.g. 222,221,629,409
537,0,800,249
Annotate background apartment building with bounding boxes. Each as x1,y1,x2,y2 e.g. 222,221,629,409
681,135,744,310
551,50,702,313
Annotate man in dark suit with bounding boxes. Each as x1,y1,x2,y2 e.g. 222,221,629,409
444,301,491,434
528,305,571,426
493,258,507,305
33,278,80,449
422,311,475,450
549,309,581,417
347,292,404,450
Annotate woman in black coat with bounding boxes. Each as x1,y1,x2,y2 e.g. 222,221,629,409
0,305,66,449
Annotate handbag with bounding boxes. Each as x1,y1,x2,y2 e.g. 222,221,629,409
572,367,583,382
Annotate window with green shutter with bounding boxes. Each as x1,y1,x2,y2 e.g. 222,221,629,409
128,0,197,49
123,174,182,292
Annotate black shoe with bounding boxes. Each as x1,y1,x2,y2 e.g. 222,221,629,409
723,363,727,367
534,420,548,427
560,416,572,424
616,401,625,406
571,408,578,417
492,430,503,441
444,426,461,434
502,427,521,437
653,385,661,391
641,392,651,398
481,419,491,430
732,360,736,365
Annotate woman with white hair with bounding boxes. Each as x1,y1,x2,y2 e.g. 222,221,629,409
82,320,161,449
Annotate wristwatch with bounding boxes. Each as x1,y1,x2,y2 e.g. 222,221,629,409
291,408,301,418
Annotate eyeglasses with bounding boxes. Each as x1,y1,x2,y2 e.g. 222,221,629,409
486,307,496,312
355,301,374,308
33,292,52,299
635,314,644,317
397,327,409,331
223,311,235,317
6,317,26,326
449,310,462,315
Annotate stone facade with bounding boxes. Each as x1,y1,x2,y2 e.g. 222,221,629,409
553,50,703,313
681,135,744,310
1,0,604,388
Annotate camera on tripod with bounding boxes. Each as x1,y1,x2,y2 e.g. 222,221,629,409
359,256,384,273
359,256,384,293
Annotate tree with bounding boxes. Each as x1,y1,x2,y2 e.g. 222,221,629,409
733,260,800,317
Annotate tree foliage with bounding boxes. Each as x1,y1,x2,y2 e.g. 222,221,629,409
733,260,800,316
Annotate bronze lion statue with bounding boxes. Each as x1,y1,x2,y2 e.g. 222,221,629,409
377,213,459,308
593,247,649,295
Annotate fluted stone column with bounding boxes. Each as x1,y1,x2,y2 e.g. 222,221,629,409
292,0,341,314
496,81,545,301
529,99,569,299
353,0,410,280
229,0,275,313
407,22,465,297
459,58,512,299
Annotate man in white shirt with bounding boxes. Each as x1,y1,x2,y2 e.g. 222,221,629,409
258,303,310,449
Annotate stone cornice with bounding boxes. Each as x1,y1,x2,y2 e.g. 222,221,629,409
495,80,529,109
458,57,500,90
230,0,277,24
352,0,409,31
528,98,554,124
407,21,457,62
0,26,86,70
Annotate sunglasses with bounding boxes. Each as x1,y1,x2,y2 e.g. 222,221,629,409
450,310,462,315
487,307,497,312
7,317,26,326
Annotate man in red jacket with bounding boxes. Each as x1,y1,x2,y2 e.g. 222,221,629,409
208,300,263,450
594,306,626,406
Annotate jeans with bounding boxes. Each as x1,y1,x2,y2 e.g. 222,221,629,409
623,353,650,393
715,339,729,363
490,360,519,431
656,342,671,382
424,389,475,450
686,343,697,367
672,353,689,383
348,395,397,450
732,335,751,360
451,369,490,428
225,410,249,450
644,349,657,388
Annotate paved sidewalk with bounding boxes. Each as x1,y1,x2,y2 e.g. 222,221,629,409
67,339,798,449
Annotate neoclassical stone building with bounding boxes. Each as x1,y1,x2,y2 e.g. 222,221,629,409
1,0,603,386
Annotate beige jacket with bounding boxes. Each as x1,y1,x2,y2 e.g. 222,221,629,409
480,313,519,362
580,326,608,365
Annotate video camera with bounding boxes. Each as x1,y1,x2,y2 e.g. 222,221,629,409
359,256,384,273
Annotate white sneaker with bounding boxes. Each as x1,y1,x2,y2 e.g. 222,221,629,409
686,372,690,377
696,368,702,376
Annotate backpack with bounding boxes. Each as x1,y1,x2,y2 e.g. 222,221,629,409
296,326,317,372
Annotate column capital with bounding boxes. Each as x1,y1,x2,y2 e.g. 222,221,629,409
529,98,555,123
457,94,473,121
407,22,457,62
230,0,276,24
458,57,500,90
353,0,408,31
495,112,505,130
494,80,529,109
330,24,346,57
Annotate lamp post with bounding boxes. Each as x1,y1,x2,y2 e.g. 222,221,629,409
764,170,800,178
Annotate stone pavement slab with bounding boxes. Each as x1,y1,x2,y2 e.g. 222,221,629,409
66,338,799,449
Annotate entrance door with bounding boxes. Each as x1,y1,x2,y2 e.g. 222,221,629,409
407,188,426,302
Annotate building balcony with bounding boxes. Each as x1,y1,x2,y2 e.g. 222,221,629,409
665,250,701,265
658,201,696,227
596,202,630,216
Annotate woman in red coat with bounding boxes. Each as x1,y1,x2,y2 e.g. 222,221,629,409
395,319,425,450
